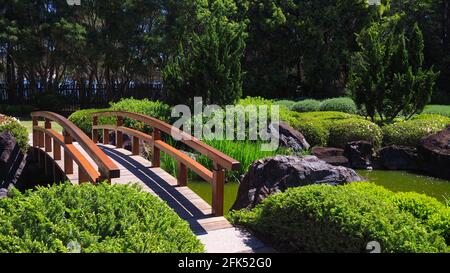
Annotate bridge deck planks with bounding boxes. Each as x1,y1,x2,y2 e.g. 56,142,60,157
31,137,269,253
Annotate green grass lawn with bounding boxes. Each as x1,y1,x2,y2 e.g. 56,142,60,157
16,116,63,134
423,105,450,117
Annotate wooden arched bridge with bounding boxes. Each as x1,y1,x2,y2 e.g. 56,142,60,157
30,111,269,253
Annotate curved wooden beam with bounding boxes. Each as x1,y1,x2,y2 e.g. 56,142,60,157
31,111,120,179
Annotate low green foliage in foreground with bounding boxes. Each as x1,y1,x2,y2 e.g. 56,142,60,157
229,183,450,253
0,183,204,253
0,114,29,151
382,114,450,146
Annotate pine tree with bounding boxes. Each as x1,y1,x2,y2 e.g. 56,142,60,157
348,16,439,123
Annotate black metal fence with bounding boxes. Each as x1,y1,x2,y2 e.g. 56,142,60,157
0,82,166,113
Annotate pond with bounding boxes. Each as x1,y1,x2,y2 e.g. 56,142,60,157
188,170,450,214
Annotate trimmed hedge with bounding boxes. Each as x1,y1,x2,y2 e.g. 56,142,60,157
382,114,450,146
109,98,172,133
287,111,381,148
229,183,450,253
68,109,114,135
0,183,204,253
292,99,321,113
328,118,383,148
0,114,29,151
319,97,357,114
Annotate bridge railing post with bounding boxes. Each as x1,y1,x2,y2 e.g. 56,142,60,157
92,116,98,143
212,163,225,217
44,118,52,153
103,128,110,145
152,128,161,167
63,130,73,175
132,136,139,155
116,116,123,148
177,162,188,187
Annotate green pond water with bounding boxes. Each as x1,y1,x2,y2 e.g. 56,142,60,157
188,170,450,214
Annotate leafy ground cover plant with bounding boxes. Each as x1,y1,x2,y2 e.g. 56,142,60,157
229,183,450,253
0,183,204,253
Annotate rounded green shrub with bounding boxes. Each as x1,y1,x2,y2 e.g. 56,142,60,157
319,97,357,114
229,183,449,253
0,114,29,151
382,114,450,146
0,183,204,253
68,109,114,135
328,118,383,148
290,119,329,147
292,99,321,113
287,111,369,147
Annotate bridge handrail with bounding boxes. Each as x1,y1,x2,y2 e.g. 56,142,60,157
91,111,241,170
91,110,241,216
31,111,120,183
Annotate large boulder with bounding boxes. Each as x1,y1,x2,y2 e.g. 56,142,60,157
378,145,419,170
312,147,349,167
418,126,450,179
231,155,364,210
265,122,310,152
0,131,27,187
344,141,374,169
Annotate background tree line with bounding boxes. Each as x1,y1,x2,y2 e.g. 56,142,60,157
0,0,449,107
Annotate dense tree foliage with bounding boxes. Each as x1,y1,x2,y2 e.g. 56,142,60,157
163,0,247,105
348,15,439,122
0,0,449,106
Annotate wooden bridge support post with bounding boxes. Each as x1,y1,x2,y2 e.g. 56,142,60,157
116,117,123,148
177,162,188,187
78,166,89,184
44,118,52,153
32,117,39,161
63,131,73,175
103,129,110,145
132,136,140,155
152,129,161,167
92,116,98,143
53,139,61,161
212,163,225,217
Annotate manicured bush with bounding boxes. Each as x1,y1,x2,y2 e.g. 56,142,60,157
319,97,357,114
289,119,329,147
110,98,172,133
292,99,321,113
287,111,377,147
68,109,114,136
382,114,450,146
229,183,449,253
273,100,296,110
0,114,29,151
0,183,204,253
328,118,383,148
